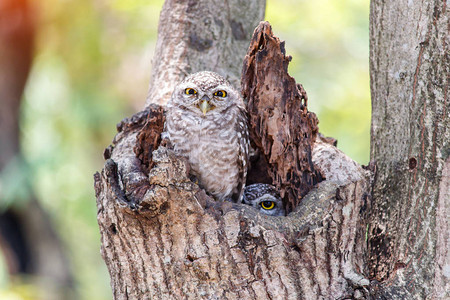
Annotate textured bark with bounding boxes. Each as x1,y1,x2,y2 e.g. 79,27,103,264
133,105,166,175
241,22,321,213
97,0,450,298
96,7,372,297
95,110,371,299
369,0,449,298
0,0,73,293
145,0,266,106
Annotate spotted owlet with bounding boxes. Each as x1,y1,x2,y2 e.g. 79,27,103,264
243,184,285,216
165,71,249,202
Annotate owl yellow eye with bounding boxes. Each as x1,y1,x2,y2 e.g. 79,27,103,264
261,201,275,210
185,88,197,95
213,90,227,98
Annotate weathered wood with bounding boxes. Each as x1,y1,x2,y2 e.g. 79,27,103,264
134,105,166,175
242,22,322,213
95,32,371,299
95,0,450,298
369,0,449,298
95,125,371,299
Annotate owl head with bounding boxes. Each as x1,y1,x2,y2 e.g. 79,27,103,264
243,184,285,216
169,71,244,117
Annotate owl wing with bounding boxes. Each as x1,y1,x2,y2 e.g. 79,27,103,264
231,106,250,202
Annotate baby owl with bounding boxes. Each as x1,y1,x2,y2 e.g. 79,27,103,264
243,184,285,216
165,71,249,202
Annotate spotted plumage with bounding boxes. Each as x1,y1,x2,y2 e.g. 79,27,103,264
165,71,249,202
243,184,285,216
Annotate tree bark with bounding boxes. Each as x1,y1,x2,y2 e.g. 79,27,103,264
241,22,322,213
368,0,449,299
96,100,370,299
95,1,371,296
96,0,448,299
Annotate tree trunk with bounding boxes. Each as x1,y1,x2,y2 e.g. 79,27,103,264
368,0,449,298
96,0,371,297
95,0,448,299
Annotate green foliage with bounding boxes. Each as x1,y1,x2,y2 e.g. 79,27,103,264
2,0,370,298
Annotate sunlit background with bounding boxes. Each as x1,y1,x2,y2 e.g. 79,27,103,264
0,0,370,299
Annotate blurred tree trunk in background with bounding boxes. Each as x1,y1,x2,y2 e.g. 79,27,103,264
96,0,448,299
368,0,449,298
0,0,73,297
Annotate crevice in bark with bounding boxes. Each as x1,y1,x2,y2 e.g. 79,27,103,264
133,105,166,175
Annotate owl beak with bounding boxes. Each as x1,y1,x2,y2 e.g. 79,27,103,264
199,96,212,115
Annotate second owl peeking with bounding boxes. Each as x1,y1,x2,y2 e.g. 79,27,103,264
165,71,285,216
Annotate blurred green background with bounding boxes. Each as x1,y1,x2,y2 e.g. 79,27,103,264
0,0,370,299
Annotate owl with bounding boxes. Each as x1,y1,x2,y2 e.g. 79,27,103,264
243,184,285,216
165,71,249,202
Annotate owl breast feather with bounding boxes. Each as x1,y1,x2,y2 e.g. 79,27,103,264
168,107,242,201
